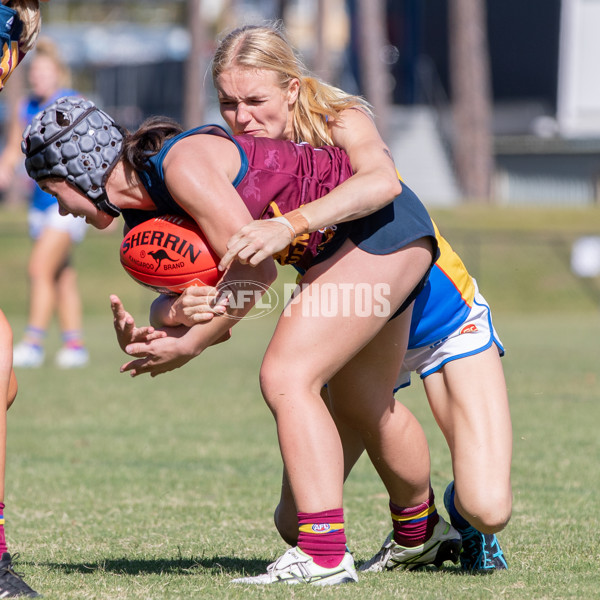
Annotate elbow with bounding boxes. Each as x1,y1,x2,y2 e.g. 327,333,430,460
366,171,403,209
383,175,403,202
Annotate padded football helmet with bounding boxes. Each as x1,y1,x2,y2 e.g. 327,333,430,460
22,95,124,217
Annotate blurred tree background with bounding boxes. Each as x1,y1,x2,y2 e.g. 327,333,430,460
4,0,597,214
31,0,495,202
2,0,599,313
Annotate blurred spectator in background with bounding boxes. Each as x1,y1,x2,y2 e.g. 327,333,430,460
0,37,89,368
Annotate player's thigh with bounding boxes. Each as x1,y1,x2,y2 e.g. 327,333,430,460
424,346,512,497
327,307,411,429
28,227,72,277
262,239,430,393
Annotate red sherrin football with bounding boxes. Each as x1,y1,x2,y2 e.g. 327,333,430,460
120,215,221,294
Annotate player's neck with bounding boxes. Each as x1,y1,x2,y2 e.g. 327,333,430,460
106,162,155,211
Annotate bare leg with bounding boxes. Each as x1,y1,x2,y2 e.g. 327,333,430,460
260,238,433,515
0,312,11,506
424,346,512,533
56,264,83,337
24,228,72,336
328,306,431,508
274,388,366,545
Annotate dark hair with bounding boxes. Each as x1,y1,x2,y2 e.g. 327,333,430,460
122,116,184,171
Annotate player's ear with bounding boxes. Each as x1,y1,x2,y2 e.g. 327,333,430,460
287,78,300,106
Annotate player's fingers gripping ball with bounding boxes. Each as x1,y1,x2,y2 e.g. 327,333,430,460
120,215,221,294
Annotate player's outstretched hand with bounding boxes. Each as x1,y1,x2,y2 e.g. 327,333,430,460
170,285,228,326
111,294,167,352
120,326,196,377
219,219,293,270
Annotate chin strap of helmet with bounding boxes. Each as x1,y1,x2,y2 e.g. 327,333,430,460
95,194,122,218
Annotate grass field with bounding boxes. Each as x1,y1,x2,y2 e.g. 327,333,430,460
0,206,599,598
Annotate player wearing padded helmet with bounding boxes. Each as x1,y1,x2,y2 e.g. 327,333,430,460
22,96,456,586
22,95,124,217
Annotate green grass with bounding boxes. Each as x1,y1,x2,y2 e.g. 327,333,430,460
4,313,599,599
431,205,600,313
0,205,599,598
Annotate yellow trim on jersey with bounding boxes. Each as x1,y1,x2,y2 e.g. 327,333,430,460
431,221,475,307
397,168,475,308
0,41,19,88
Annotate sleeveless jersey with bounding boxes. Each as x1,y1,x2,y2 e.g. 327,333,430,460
131,125,353,272
127,125,456,343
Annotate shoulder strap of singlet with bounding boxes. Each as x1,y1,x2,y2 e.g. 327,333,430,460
148,124,249,187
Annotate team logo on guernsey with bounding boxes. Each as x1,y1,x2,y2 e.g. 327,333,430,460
264,149,280,170
460,323,478,334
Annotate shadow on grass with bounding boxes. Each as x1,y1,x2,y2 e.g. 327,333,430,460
42,555,268,577
42,557,475,578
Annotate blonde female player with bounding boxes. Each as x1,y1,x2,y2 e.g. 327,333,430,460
0,1,48,596
23,95,456,585
187,24,511,572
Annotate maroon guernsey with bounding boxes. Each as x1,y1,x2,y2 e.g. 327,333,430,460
133,125,355,271
233,133,353,267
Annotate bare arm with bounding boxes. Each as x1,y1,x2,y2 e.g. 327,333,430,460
122,258,276,377
220,108,402,269
117,134,278,376
150,286,226,328
297,107,402,229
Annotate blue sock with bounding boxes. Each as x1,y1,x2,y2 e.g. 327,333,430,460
446,482,470,529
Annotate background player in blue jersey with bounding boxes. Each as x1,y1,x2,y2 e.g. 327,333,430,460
22,95,459,586
0,36,88,369
0,1,49,596
201,24,511,572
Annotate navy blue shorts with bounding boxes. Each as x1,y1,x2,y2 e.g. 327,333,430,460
311,183,439,317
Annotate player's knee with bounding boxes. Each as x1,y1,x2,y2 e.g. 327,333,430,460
331,403,368,431
459,489,512,534
332,394,394,435
27,260,48,281
259,365,287,410
259,360,315,411
470,509,511,535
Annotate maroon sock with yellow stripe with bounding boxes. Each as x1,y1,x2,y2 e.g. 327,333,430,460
0,503,7,554
390,489,439,547
297,508,346,568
